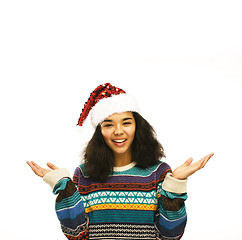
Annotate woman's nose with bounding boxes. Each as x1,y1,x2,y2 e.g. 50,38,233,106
114,124,124,135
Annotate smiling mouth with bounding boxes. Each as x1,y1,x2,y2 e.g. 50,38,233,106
112,139,127,143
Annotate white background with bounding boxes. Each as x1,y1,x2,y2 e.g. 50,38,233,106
1,1,242,239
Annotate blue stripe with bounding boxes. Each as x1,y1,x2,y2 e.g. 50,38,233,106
59,211,86,229
155,214,187,237
56,199,85,220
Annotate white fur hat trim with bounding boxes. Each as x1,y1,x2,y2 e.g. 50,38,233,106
91,93,140,127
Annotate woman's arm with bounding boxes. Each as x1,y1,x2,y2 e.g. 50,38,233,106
27,161,89,240
155,153,214,239
155,168,187,239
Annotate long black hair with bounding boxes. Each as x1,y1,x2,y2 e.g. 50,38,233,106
83,112,165,181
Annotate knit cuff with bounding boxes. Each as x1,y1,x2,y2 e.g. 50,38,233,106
162,173,187,194
43,168,71,190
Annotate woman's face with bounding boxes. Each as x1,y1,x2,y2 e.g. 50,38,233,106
101,111,136,161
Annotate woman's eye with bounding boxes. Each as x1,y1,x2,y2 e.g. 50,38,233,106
123,122,131,125
104,124,113,128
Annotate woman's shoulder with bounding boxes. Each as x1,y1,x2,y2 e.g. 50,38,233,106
128,161,171,178
73,163,88,178
146,160,171,172
145,161,172,181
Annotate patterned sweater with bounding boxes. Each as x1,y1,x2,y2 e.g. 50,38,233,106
44,161,187,240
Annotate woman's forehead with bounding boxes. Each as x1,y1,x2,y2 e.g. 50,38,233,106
104,111,134,121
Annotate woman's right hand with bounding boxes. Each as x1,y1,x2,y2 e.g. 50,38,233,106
26,161,58,178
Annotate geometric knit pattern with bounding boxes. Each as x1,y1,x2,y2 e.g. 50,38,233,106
53,161,187,240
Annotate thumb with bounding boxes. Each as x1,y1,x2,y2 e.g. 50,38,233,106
184,158,193,166
47,162,59,170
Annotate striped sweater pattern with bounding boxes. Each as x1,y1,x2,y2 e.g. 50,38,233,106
53,161,187,240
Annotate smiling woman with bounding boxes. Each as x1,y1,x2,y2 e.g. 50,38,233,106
101,112,136,167
84,110,165,182
27,83,213,240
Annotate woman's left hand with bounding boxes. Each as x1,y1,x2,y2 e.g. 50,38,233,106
172,153,214,180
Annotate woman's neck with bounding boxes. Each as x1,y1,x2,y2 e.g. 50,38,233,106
114,152,132,167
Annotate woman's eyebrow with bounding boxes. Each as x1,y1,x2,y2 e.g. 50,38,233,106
103,119,112,123
123,118,133,121
102,117,133,123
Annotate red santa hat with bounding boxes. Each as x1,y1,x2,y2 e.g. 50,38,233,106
77,83,140,127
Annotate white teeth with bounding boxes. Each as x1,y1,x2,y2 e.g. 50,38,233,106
113,139,126,143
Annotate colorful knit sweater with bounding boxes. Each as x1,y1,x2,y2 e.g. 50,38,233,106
44,161,187,240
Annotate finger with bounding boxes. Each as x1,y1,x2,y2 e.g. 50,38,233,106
184,158,193,166
26,161,35,171
47,162,58,170
26,161,32,167
193,152,214,170
26,161,37,170
26,161,40,175
200,152,214,168
30,161,42,169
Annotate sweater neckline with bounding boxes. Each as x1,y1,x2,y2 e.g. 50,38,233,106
113,162,136,172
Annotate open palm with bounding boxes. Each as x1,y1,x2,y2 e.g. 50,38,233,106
172,153,214,180
26,161,58,178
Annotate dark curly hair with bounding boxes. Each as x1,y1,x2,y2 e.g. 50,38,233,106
83,112,165,181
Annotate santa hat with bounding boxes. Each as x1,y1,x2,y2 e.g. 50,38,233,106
77,83,140,127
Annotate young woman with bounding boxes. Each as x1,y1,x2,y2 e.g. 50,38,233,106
27,83,214,240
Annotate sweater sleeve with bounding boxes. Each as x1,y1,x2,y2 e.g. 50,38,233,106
155,165,187,240
44,168,89,239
